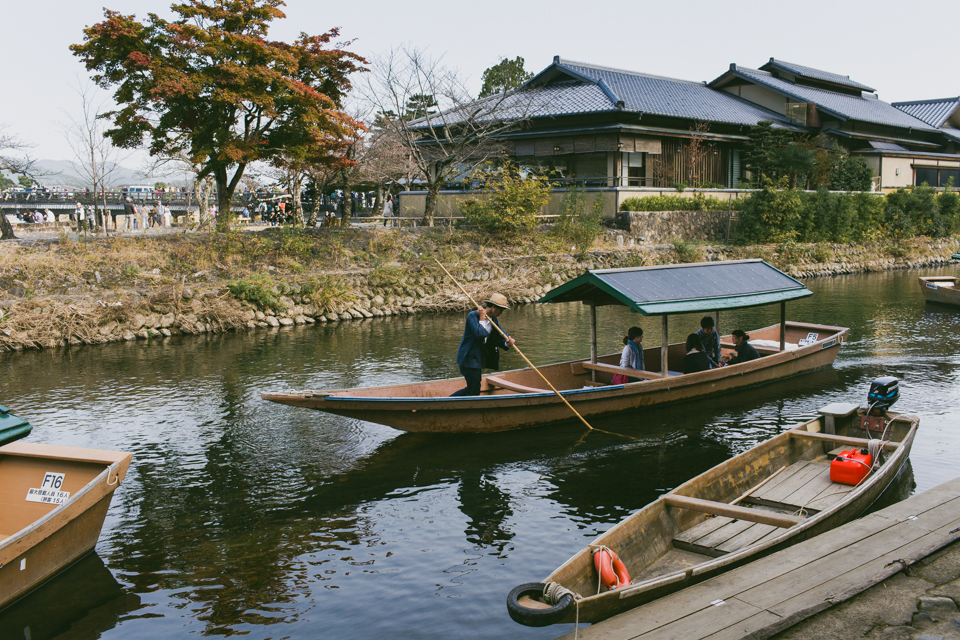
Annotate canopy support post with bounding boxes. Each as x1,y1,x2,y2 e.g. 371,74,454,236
714,310,720,334
780,302,786,352
661,315,669,375
590,304,597,382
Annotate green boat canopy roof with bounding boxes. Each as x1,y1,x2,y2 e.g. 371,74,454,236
0,404,32,447
539,259,812,315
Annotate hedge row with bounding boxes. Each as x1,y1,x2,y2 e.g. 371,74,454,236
736,185,960,244
620,193,740,212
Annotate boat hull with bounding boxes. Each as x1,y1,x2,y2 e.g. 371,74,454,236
0,443,132,610
263,322,849,433
538,411,918,624
919,276,960,307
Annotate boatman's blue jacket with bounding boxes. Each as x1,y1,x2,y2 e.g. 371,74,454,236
455,310,510,369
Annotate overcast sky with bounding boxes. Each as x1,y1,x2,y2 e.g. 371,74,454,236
2,0,958,163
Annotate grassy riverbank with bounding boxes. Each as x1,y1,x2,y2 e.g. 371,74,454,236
1,227,958,352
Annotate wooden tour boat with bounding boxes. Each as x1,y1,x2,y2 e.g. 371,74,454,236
0,406,132,610
919,275,960,307
263,260,849,433
506,398,918,627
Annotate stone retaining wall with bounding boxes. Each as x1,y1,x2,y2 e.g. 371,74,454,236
2,236,959,352
618,210,738,244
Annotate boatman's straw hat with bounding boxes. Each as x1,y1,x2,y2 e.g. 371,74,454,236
483,293,510,310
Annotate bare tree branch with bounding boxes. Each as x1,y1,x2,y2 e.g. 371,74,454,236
358,45,541,225
60,79,131,234
0,126,36,240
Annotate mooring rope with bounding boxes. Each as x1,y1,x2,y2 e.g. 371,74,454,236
544,581,582,639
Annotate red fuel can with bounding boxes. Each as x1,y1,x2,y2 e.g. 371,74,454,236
830,448,873,485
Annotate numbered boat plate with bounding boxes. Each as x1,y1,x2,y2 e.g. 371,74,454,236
25,472,70,505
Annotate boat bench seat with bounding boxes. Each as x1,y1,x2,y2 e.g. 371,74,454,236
580,362,666,380
485,375,547,394
720,341,777,356
672,459,845,557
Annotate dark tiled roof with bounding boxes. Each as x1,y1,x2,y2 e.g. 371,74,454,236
761,58,875,92
553,59,797,128
892,98,960,128
406,80,615,129
510,80,615,117
719,66,935,131
940,126,960,143
414,59,799,131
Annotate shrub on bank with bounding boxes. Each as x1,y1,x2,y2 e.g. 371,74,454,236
459,165,552,236
227,274,285,310
552,184,606,250
736,185,960,244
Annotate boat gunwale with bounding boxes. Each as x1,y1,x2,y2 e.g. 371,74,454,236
0,461,119,555
620,416,918,599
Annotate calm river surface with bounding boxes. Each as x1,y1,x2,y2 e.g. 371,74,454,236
2,266,960,639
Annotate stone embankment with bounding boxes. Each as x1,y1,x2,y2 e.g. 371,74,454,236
1,231,959,353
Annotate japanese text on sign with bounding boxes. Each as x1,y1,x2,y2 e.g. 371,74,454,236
25,472,70,505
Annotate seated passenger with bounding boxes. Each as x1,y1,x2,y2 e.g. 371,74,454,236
612,326,644,384
683,333,712,374
722,329,761,366
696,315,721,368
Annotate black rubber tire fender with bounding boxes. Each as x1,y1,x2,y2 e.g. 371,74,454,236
506,582,574,627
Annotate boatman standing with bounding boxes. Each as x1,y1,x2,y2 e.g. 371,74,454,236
450,293,515,396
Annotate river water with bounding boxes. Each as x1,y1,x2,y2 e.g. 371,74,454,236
2,265,959,639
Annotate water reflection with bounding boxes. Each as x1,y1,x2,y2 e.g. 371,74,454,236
0,554,139,640
1,266,959,639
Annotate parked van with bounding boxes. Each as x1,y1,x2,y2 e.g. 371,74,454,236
122,185,154,200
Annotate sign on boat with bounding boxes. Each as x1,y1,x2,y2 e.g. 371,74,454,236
262,259,850,433
0,407,133,610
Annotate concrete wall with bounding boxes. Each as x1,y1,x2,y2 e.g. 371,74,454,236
881,157,914,189
398,188,749,223
397,188,621,221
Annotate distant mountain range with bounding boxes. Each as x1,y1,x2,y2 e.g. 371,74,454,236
18,159,191,188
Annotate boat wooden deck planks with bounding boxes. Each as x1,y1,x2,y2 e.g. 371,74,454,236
554,477,960,640
754,460,824,504
714,522,779,555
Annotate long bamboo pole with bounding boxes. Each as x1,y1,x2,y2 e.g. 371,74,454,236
434,258,601,433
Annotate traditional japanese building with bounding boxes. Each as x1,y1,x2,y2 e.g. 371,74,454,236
486,56,960,192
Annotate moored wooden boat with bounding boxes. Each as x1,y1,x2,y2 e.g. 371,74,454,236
0,425,132,610
505,403,918,627
919,275,960,307
263,260,850,433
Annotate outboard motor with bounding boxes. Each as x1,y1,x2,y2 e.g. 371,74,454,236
860,376,899,439
867,376,899,414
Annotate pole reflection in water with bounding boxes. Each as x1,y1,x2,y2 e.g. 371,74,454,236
0,266,957,639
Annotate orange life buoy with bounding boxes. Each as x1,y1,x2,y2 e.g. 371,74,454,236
592,546,630,590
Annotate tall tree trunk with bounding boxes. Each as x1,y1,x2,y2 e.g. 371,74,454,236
340,177,353,222
215,169,233,232
373,185,384,216
423,180,440,227
308,198,320,227
292,174,304,226
0,212,16,240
